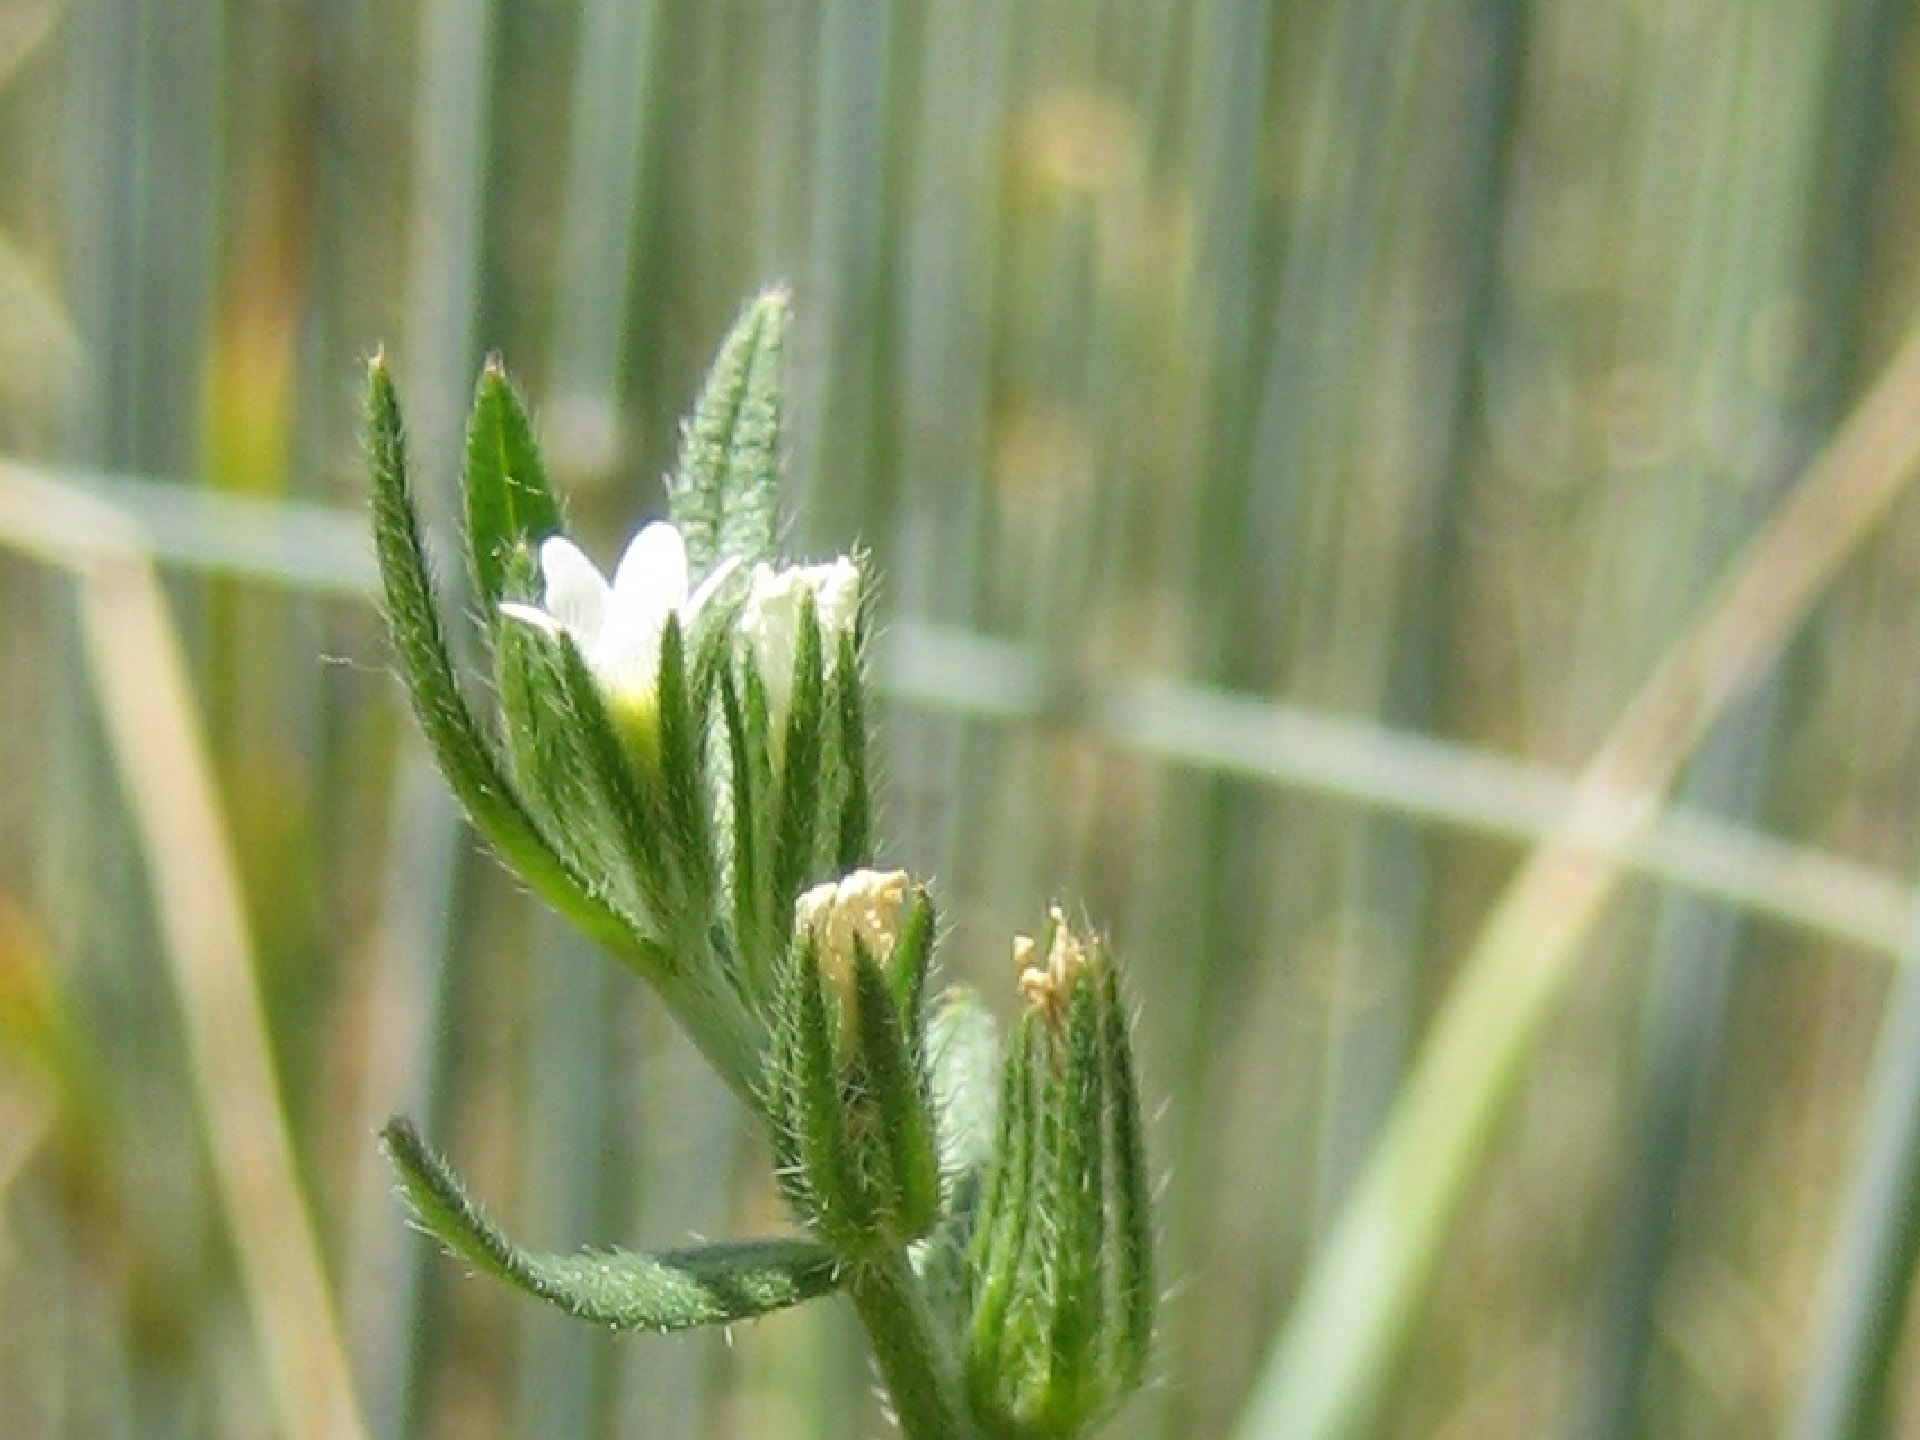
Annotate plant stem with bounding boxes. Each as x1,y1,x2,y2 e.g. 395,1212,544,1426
848,1250,976,1440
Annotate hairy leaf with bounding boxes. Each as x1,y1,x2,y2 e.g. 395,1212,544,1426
365,355,651,970
383,1117,839,1330
463,359,563,608
668,288,787,577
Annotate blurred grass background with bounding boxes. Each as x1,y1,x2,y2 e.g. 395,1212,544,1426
5,0,1920,1437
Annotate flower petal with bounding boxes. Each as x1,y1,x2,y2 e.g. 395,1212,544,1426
539,536,611,641
590,612,666,702
610,521,691,619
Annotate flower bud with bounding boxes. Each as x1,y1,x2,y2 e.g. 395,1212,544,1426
765,871,940,1258
715,556,874,992
965,909,1154,1438
793,867,909,1008
738,557,860,728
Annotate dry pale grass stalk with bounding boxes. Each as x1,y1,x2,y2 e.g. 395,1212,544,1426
0,465,367,1440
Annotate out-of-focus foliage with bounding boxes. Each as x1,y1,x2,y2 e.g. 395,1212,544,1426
4,0,1920,1437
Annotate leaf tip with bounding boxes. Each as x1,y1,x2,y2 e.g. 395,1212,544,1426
379,1114,422,1162
366,348,396,396
750,282,791,321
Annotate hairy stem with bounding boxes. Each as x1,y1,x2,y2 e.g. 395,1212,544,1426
849,1251,976,1440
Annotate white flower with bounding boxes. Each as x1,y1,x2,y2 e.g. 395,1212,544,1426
499,522,734,708
737,557,861,719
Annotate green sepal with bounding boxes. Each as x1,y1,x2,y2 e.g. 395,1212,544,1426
968,1014,1040,1400
382,1117,839,1331
690,604,741,903
769,929,869,1246
492,606,606,883
851,946,939,1243
655,614,714,919
762,934,804,1199
771,596,827,917
833,625,873,871
541,628,676,929
463,358,563,609
668,288,787,577
1101,962,1154,1389
364,355,651,969
887,886,936,1043
1046,973,1107,1424
720,664,775,1000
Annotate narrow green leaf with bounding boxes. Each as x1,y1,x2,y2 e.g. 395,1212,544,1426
463,358,563,607
364,355,647,968
668,288,788,577
382,1117,839,1330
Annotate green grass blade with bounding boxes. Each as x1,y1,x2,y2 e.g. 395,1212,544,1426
1789,902,1920,1440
